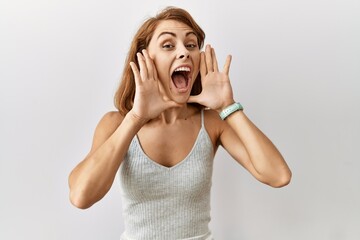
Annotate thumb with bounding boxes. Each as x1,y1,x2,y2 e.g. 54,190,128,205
164,100,182,109
187,95,201,104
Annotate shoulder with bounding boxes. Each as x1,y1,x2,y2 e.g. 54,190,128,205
86,111,125,153
93,111,124,140
99,111,124,126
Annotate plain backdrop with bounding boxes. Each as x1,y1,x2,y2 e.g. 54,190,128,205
1,0,359,239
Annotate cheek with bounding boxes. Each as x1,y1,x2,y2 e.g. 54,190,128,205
153,55,169,69
192,52,201,66
193,55,201,72
153,58,164,72
148,51,155,60
153,58,170,82
195,56,201,68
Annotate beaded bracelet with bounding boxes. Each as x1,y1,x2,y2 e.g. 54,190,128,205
219,102,243,120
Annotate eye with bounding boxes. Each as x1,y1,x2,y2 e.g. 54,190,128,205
162,44,174,49
186,43,197,49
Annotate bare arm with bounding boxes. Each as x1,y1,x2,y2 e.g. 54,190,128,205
68,111,146,209
188,44,291,187
219,110,291,187
68,49,180,209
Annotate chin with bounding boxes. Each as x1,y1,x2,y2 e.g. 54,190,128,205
173,96,190,105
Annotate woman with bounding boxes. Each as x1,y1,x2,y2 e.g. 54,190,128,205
68,6,292,240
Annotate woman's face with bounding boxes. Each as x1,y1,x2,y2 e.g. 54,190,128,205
147,20,201,103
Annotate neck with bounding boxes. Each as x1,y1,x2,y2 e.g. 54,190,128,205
157,104,190,124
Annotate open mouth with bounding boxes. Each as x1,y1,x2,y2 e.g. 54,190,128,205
171,66,191,90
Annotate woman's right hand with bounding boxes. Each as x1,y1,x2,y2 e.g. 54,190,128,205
129,49,181,122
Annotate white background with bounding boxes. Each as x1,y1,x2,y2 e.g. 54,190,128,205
1,0,359,239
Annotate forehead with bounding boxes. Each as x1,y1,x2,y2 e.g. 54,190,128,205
153,20,194,38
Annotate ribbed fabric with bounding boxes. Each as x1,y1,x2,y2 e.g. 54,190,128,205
118,110,214,240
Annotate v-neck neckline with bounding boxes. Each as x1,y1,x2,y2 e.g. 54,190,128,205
134,126,204,170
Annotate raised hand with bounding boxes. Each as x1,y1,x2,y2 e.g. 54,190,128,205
130,49,181,121
188,45,235,111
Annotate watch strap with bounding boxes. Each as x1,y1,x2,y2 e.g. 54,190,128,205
219,102,243,120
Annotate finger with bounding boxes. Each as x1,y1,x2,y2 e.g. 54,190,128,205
200,52,206,78
211,47,219,72
223,55,232,75
187,95,201,104
205,44,213,72
130,62,141,85
142,49,155,80
188,96,197,103
137,52,148,81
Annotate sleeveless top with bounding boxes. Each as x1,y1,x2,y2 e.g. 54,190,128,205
118,110,214,240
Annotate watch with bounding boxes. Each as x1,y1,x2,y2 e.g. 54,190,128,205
219,102,243,120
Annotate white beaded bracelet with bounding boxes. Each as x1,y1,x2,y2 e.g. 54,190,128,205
219,102,243,120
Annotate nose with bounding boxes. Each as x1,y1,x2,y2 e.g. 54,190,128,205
177,45,190,59
179,54,189,59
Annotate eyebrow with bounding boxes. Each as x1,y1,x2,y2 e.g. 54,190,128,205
157,31,197,39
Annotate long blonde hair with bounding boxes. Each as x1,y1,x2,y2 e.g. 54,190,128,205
114,7,205,115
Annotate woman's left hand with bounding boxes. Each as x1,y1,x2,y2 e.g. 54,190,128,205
188,44,235,111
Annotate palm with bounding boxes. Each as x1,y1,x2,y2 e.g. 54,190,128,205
197,71,234,110
188,45,234,111
130,50,180,120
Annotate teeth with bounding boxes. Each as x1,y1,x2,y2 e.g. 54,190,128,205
174,67,190,72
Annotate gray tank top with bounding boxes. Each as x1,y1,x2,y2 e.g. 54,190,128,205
118,110,214,240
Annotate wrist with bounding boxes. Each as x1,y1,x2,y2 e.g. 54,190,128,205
215,99,236,113
127,110,150,126
219,102,244,120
